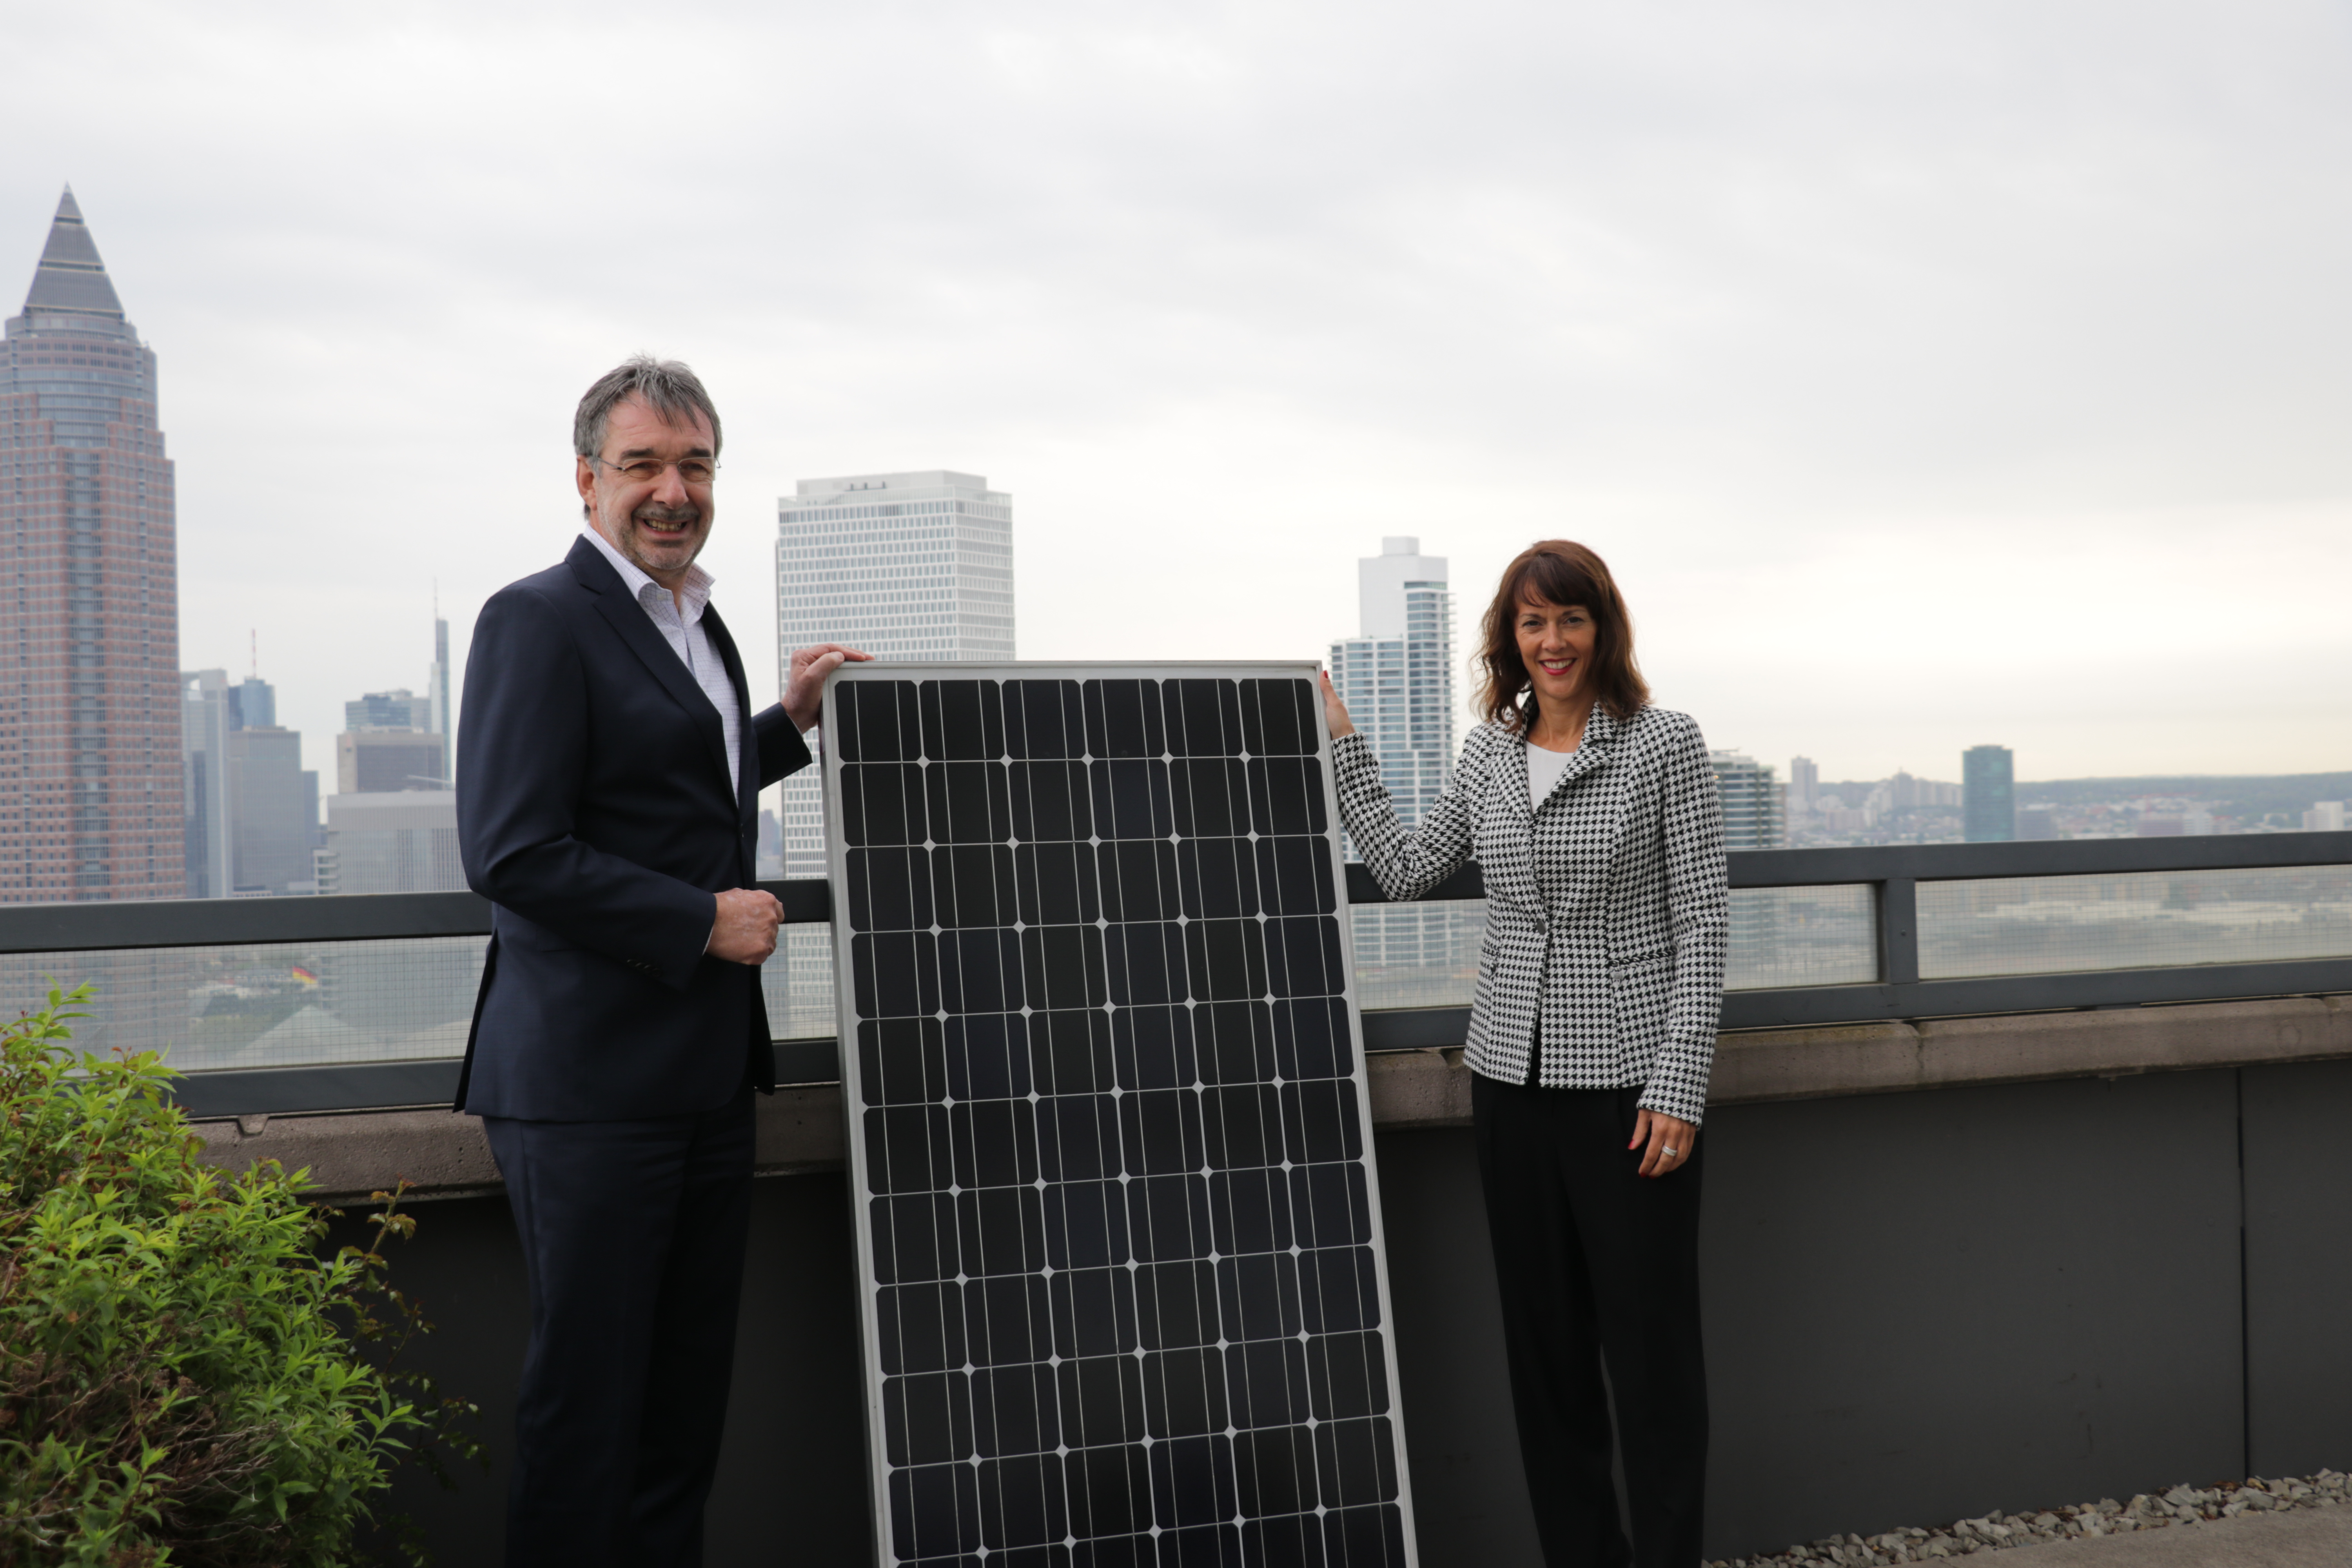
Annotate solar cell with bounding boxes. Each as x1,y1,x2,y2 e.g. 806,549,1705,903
828,665,1418,1567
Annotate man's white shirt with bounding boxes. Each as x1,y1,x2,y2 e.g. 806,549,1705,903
579,525,742,796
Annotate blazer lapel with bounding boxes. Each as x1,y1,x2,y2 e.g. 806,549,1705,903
1507,731,1536,823
701,604,758,821
1528,705,1618,815
567,537,734,795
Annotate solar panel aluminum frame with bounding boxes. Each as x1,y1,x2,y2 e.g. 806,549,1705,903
822,661,1422,1567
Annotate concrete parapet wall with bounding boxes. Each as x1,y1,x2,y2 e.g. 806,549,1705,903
192,1084,847,1205
1714,992,2352,1105
192,993,2352,1202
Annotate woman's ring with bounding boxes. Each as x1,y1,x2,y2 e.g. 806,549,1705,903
1663,1146,1680,1157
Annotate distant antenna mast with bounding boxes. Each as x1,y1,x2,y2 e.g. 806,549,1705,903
249,629,257,680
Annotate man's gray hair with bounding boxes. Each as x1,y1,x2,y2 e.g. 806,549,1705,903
573,355,723,461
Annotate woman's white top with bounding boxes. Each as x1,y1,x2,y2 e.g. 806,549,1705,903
1330,707,1731,1125
1526,741,1575,809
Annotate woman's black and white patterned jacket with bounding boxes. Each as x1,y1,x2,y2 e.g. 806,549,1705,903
1332,704,1730,1126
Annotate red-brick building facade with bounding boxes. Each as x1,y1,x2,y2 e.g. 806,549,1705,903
2,189,183,903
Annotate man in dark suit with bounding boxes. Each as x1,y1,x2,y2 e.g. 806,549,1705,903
456,356,864,1567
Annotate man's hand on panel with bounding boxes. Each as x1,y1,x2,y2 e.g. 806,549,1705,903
709,887,784,966
783,643,873,731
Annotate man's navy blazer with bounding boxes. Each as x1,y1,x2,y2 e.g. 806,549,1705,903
454,535,812,1122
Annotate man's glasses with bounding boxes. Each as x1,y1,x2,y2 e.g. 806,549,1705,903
594,456,718,487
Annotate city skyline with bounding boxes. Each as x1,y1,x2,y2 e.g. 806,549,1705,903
3,2,2345,791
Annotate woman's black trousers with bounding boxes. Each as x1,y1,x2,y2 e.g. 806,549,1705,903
1472,1073,1709,1568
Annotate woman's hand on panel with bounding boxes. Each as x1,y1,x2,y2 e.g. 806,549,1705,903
1318,669,1356,739
1630,1109,1696,1178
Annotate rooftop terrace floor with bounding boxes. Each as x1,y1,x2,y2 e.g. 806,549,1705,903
2007,1504,2351,1565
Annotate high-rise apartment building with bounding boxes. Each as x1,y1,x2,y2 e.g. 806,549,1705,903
1788,755,1819,816
1328,537,1465,982
1328,537,1455,849
773,471,1014,1032
1963,745,2015,843
1710,750,1783,975
1710,751,1786,851
3,189,183,903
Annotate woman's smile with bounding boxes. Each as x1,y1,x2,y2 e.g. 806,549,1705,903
1517,599,1598,723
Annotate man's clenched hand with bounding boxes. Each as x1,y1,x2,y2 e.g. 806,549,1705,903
710,887,784,965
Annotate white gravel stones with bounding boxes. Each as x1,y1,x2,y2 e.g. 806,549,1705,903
1705,1470,2351,1566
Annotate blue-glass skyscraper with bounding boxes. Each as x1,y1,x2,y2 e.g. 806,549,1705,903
1964,744,2016,842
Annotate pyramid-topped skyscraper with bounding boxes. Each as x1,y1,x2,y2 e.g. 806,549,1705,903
2,188,184,903
24,188,127,319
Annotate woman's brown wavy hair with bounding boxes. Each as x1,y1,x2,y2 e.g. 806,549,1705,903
1475,540,1650,729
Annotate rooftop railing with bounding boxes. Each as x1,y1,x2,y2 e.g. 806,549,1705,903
2,834,2346,1120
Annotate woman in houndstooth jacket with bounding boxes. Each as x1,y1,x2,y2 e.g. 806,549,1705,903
1323,539,1728,1568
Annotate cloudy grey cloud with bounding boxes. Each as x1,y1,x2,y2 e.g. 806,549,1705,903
7,0,2347,788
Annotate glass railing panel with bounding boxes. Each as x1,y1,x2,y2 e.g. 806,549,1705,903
1918,865,2352,979
1348,886,1881,1011
1351,900,1487,1013
28,862,2332,1075
3,929,846,1074
764,924,840,1040
1,937,489,1072
1726,885,1877,990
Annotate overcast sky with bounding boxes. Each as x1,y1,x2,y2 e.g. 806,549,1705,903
7,0,2348,802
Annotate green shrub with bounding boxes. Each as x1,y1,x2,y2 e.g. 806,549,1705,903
0,984,479,1566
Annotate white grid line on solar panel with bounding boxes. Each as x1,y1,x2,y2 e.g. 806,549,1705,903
829,671,1413,1566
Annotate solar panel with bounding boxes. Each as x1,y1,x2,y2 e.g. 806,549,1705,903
825,664,1419,1568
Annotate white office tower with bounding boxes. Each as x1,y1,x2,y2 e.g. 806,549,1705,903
1328,537,1474,1005
773,471,1015,1034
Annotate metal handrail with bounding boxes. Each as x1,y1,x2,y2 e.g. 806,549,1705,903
6,834,2345,1120
7,834,2342,955
1341,831,2352,1037
0,880,831,956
